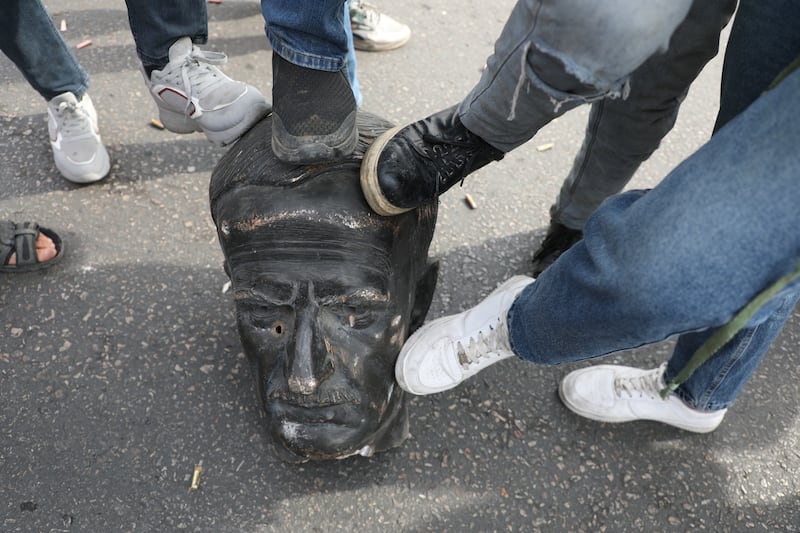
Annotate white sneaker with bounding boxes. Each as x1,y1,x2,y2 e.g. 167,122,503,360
349,1,411,51
559,363,727,433
145,37,270,146
396,275,534,395
47,92,110,184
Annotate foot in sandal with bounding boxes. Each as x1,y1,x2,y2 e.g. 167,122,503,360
0,220,64,272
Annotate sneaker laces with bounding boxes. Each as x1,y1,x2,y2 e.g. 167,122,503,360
176,47,229,115
456,317,510,369
613,363,667,400
350,1,380,28
53,99,93,138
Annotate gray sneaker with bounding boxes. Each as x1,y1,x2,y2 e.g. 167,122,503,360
146,37,270,146
47,92,110,184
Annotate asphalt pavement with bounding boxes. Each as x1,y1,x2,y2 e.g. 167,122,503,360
1,1,798,532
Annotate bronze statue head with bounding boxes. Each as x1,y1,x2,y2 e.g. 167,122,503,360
210,113,438,462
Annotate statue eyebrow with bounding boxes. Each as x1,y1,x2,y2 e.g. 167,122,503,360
233,285,297,305
319,287,390,306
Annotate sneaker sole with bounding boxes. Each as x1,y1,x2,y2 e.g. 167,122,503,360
272,111,358,164
360,125,410,216
353,34,411,52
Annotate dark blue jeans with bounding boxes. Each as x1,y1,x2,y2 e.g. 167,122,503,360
0,0,89,100
124,0,208,67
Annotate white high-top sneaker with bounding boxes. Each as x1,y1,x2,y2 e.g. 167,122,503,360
145,37,270,146
559,363,727,433
396,275,534,395
47,92,110,184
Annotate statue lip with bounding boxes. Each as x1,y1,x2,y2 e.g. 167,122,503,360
266,390,366,427
267,388,361,408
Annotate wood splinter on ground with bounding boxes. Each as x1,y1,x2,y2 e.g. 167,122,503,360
150,118,165,130
76,39,92,49
464,193,477,209
190,465,203,491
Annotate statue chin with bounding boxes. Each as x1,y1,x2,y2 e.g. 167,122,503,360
265,394,410,463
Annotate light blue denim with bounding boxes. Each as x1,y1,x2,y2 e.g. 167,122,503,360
0,0,89,101
124,0,209,67
550,0,736,230
261,0,361,105
507,65,800,412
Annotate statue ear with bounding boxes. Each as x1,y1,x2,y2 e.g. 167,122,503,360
409,259,440,334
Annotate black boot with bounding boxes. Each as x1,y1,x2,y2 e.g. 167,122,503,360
271,54,357,164
360,105,504,215
531,221,583,277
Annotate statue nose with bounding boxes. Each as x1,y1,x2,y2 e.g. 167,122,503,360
287,290,333,395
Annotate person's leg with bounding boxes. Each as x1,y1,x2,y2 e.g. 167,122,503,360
0,0,109,183
343,0,362,107
262,0,349,70
263,0,357,164
0,0,88,100
124,0,208,69
396,65,800,406
531,0,737,276
715,0,800,131
360,0,694,216
125,0,269,146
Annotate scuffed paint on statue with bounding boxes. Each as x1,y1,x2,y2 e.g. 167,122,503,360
210,113,438,463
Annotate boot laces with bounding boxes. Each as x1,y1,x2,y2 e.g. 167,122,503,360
419,133,483,196
456,317,510,369
613,363,667,399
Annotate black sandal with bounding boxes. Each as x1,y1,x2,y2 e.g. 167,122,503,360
0,220,64,273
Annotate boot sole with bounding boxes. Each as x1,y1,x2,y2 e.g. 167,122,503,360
360,126,411,216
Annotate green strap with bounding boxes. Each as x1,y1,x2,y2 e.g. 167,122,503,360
661,260,800,398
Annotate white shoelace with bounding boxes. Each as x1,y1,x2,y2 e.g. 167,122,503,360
351,1,381,29
177,48,228,114
456,317,510,369
54,100,92,138
613,363,667,399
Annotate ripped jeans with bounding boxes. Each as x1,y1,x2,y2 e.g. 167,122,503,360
459,0,694,152
548,0,737,230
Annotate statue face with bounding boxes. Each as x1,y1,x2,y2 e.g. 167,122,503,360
211,115,437,462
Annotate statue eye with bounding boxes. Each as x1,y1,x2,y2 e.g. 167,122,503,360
344,309,375,330
270,320,286,338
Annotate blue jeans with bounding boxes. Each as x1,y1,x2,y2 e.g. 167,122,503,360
551,0,736,230
124,0,208,67
0,0,89,101
714,0,800,132
506,65,800,412
261,0,361,105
